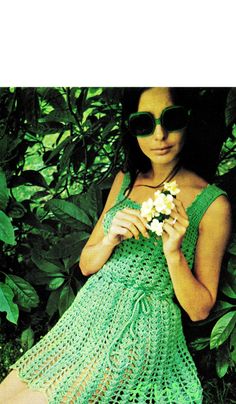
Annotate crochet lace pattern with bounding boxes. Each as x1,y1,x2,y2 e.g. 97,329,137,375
10,172,227,403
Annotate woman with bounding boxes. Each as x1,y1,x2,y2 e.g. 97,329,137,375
0,87,232,403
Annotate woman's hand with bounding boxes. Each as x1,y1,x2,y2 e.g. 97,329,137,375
104,207,149,247
162,198,189,256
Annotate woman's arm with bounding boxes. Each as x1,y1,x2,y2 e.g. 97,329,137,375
79,171,148,276
162,195,232,321
79,171,124,276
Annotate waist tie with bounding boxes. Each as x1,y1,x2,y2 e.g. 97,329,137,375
106,289,153,373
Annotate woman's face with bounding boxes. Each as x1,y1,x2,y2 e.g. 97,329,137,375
136,87,186,167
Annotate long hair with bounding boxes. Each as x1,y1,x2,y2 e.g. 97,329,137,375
120,87,229,193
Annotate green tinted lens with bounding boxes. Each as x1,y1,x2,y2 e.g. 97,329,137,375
129,113,155,137
161,106,189,131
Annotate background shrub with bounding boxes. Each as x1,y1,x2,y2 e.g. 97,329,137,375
0,87,235,402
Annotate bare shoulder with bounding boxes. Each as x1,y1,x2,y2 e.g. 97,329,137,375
201,193,231,224
199,193,232,245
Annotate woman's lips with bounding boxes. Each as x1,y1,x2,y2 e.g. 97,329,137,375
151,146,172,155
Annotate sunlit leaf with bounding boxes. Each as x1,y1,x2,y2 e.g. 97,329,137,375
0,210,15,245
210,311,236,349
0,282,19,324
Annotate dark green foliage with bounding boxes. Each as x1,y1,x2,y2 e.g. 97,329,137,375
0,87,235,398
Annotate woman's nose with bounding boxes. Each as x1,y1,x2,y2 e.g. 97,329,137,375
152,124,167,141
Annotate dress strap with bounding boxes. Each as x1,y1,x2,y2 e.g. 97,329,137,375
191,184,228,228
115,171,131,204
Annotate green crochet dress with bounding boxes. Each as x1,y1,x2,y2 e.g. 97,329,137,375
10,172,227,403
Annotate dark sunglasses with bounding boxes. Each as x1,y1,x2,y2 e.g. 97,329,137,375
128,105,191,137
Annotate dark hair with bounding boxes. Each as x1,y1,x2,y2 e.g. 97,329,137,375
120,87,229,191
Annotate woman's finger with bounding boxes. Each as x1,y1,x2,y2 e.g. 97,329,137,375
174,198,188,219
165,216,188,236
115,209,149,238
169,211,189,228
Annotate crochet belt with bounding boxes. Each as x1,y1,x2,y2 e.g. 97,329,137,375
106,285,173,373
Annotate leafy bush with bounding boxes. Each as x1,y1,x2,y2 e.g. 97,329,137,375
0,87,235,399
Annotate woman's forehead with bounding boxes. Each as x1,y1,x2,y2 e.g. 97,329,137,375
138,88,173,114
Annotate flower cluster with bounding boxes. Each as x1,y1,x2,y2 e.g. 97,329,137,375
140,180,180,236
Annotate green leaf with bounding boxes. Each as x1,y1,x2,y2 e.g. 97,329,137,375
230,326,236,363
43,137,70,164
210,311,236,349
71,185,103,224
21,327,35,350
5,275,39,309
31,252,64,273
190,337,210,350
221,273,236,298
44,232,89,260
46,290,60,317
45,199,92,227
47,277,65,291
227,256,236,275
0,210,16,245
27,269,65,286
214,300,236,312
0,169,9,209
216,344,230,378
0,282,19,324
38,88,67,110
40,109,77,124
59,285,75,316
59,143,75,173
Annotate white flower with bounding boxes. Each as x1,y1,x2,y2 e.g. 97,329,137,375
163,180,180,196
140,181,180,237
140,198,155,222
153,193,174,215
147,219,164,236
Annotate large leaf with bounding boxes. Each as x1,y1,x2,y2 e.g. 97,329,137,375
0,169,9,209
70,185,103,224
0,210,15,245
210,311,236,349
31,252,64,274
45,199,92,227
5,274,39,309
44,232,89,260
0,282,19,324
59,285,75,316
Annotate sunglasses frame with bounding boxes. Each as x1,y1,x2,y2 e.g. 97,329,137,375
128,105,191,137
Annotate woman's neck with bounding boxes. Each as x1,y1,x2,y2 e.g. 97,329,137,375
149,161,182,184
